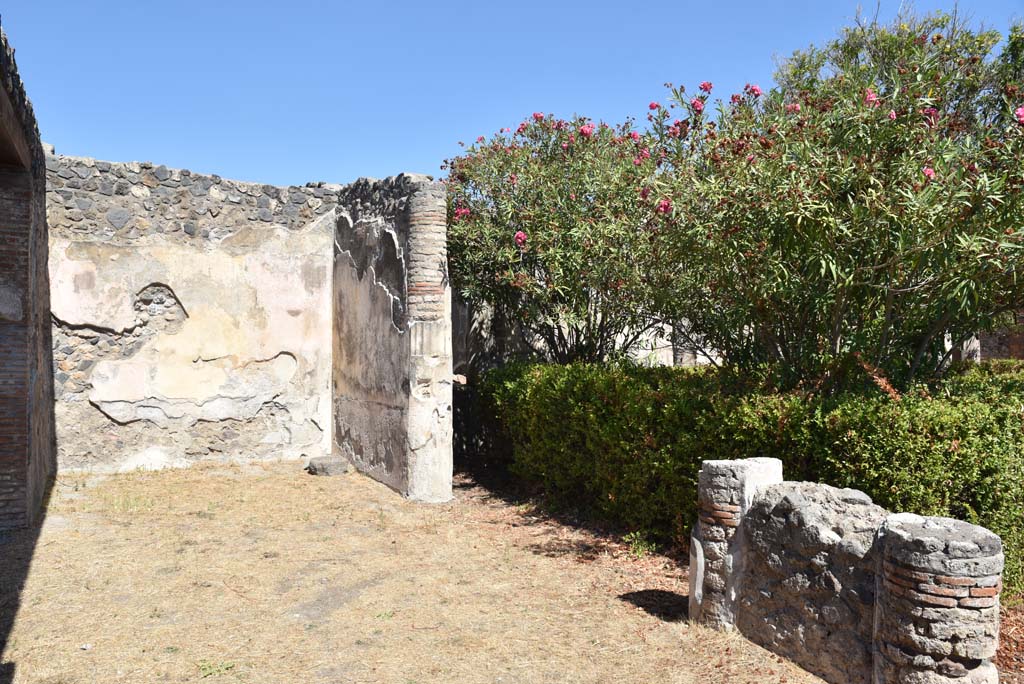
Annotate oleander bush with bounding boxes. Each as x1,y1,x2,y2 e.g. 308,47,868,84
480,361,1024,594
648,13,1024,389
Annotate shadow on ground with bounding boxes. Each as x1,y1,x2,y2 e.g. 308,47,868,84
453,383,688,564
0,489,49,684
618,589,690,622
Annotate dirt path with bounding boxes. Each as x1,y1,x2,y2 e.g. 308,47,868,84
2,461,825,683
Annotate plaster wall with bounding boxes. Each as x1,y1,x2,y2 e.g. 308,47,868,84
46,156,337,471
45,157,453,501
333,176,452,502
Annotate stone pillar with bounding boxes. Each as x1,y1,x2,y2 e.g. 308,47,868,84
404,179,453,503
689,457,783,628
873,514,1003,684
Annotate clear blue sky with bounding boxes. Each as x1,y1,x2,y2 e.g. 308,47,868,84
3,1,1021,187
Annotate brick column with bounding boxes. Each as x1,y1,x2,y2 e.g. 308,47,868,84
403,179,452,503
689,457,783,628
0,170,31,528
873,514,1003,684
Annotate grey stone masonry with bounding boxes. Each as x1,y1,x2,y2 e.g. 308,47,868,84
873,514,1002,684
689,459,1005,684
738,482,888,684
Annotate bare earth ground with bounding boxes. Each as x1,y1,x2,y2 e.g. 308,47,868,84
1000,604,1024,684
0,461,825,684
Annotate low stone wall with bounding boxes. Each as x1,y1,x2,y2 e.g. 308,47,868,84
689,458,1004,684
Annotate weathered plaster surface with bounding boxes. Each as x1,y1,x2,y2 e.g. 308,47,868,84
47,156,335,470
333,176,453,502
46,156,453,500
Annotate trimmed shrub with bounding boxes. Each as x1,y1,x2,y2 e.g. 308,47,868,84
479,362,1024,595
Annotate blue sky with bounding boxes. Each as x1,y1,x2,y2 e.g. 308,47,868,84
3,1,1021,187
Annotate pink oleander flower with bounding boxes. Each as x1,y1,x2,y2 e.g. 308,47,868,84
922,107,939,127
453,207,471,221
746,154,755,163
785,103,801,114
501,127,511,133
561,142,569,150
923,166,936,180
691,98,705,113
532,112,544,121
889,110,897,121
649,101,660,110
656,198,672,214
633,157,642,166
579,123,595,138
864,88,880,108
476,136,485,143
639,148,651,160
640,187,651,199
630,131,641,142
1016,106,1024,124
747,84,762,97
699,81,713,93
514,231,527,247
516,122,528,134
509,174,518,186
731,94,742,105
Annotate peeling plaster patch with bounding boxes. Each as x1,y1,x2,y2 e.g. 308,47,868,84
334,211,407,330
89,352,298,427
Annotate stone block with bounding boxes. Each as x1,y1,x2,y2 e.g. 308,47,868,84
305,456,350,476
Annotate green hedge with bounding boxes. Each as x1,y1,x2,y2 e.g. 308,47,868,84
479,362,1024,595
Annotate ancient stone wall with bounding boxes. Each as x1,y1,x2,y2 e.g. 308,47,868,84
333,176,453,502
46,155,337,471
689,458,1004,684
45,155,453,499
46,155,333,473
0,24,54,529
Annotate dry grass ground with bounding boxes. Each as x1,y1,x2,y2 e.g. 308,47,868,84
0,461,825,684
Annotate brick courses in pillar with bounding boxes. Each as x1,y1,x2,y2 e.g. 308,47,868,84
873,514,1003,684
688,458,783,628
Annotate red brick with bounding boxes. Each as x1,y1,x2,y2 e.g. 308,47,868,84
885,561,933,583
959,596,998,609
906,589,958,608
935,575,977,587
918,583,969,598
